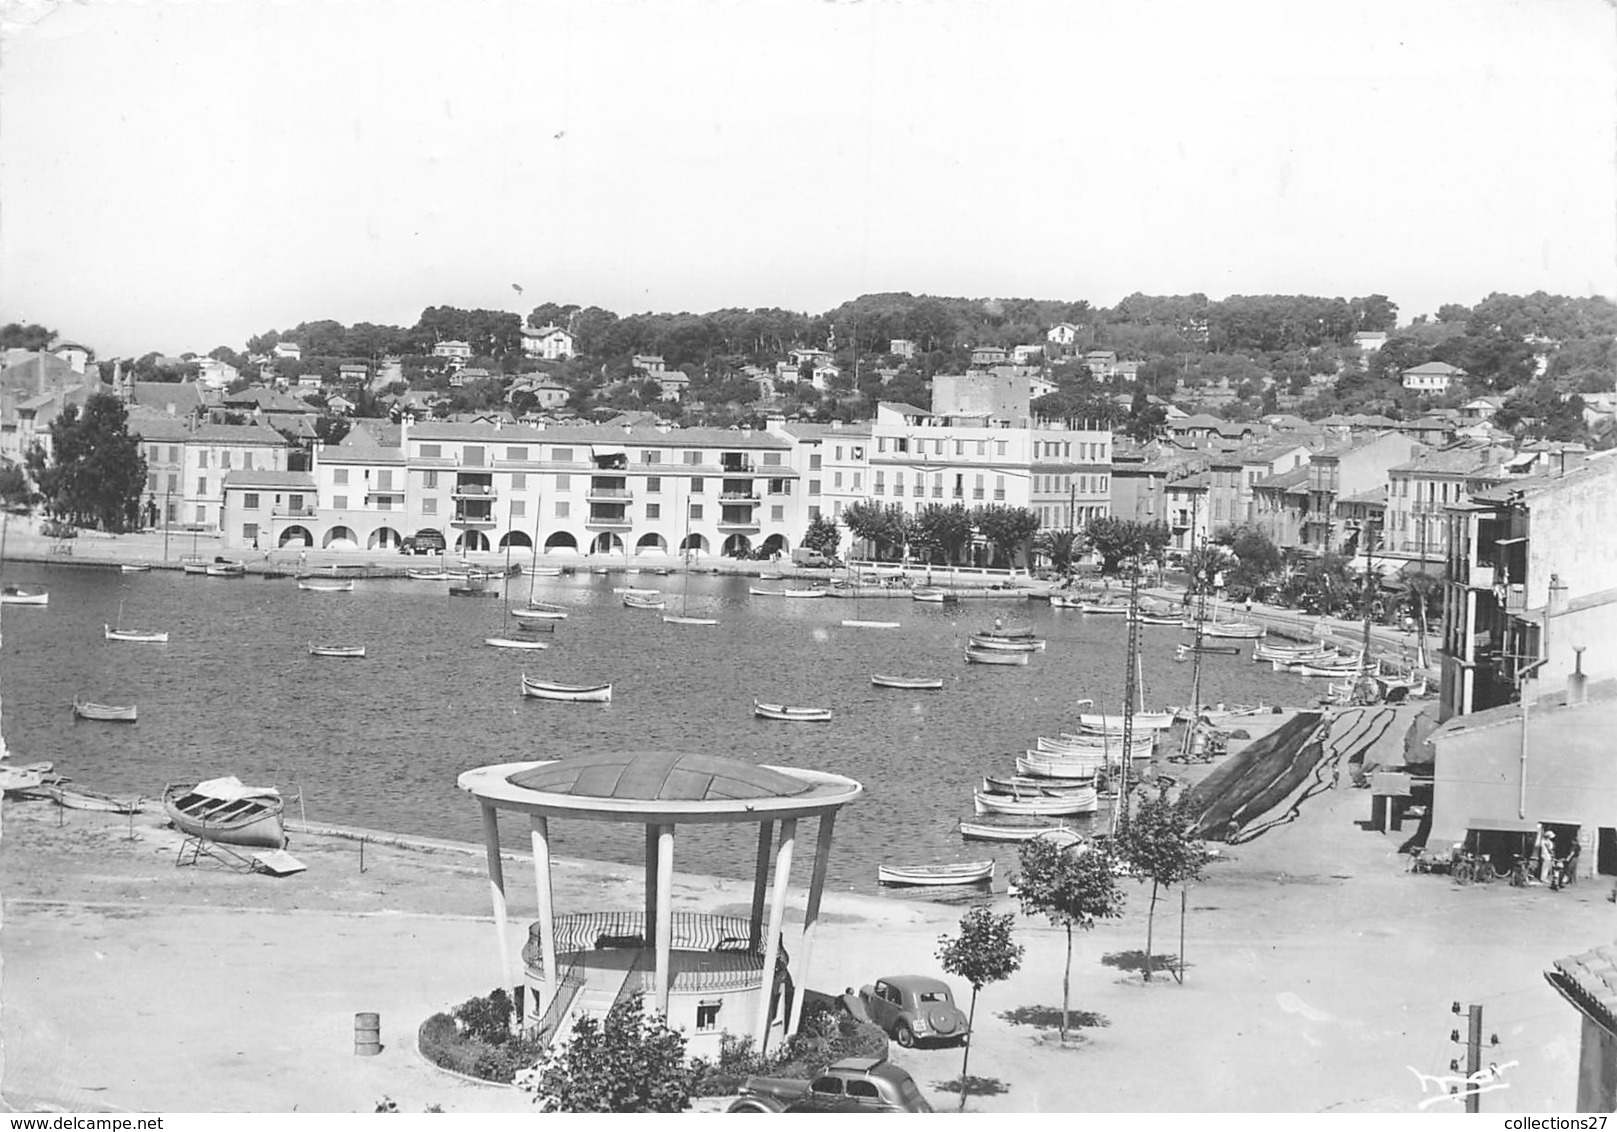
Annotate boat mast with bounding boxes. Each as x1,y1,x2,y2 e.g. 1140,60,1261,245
1182,532,1209,760
527,493,543,607
1117,561,1142,839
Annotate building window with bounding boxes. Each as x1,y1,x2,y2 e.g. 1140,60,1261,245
956,440,965,455
221,451,232,469
167,473,178,492
769,479,788,495
147,472,158,492
167,446,179,464
243,522,258,544
423,470,437,489
808,479,821,496
833,472,843,488
556,474,570,491
834,446,843,460
646,503,661,520
647,476,661,493
763,452,783,466
977,441,986,456
895,438,908,453
195,504,206,523
555,501,570,518
641,450,662,464
511,472,526,490
423,498,437,515
996,441,1007,456
198,451,209,469
809,505,820,520
197,476,208,495
243,452,254,471
684,451,702,465
507,447,528,461
420,444,442,458
877,437,886,453
464,446,485,466
244,493,259,509
552,447,573,462
376,470,392,491
809,454,821,470
852,472,861,489
335,469,349,485
696,1001,721,1032
334,495,347,509
689,503,703,520
378,497,393,511
771,505,784,522
691,478,704,494
512,500,526,517
851,446,864,460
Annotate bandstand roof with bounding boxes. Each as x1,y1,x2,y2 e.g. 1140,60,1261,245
459,752,862,824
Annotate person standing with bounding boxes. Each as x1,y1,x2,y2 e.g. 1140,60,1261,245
1538,829,1558,885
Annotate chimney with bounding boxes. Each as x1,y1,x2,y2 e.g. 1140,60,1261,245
1568,646,1588,706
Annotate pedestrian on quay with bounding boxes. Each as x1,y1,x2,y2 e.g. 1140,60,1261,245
1538,829,1558,885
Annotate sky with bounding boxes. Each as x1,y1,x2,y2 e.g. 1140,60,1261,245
1,0,1614,358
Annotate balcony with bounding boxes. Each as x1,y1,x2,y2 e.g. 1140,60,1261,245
585,511,631,529
717,514,760,531
452,483,497,500
586,487,634,503
718,491,759,504
972,489,985,500
719,461,757,474
993,489,1006,501
1503,584,1528,611
271,506,317,519
451,512,497,529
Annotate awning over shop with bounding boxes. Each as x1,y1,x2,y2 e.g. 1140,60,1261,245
1466,816,1538,834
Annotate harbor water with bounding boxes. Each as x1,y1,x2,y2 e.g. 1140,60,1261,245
0,564,1318,896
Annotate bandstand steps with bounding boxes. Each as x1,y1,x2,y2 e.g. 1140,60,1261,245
557,958,642,1034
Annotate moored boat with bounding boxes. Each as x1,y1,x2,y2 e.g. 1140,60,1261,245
613,586,660,596
1043,733,1155,757
911,587,958,603
104,624,169,643
309,643,366,658
179,557,209,575
1077,710,1176,731
72,699,137,722
623,593,666,610
484,635,550,650
975,624,1037,639
523,564,563,576
1,585,48,605
514,604,568,621
407,568,452,581
841,618,900,629
1176,642,1243,659
965,647,1029,666
1199,621,1266,639
1078,601,1127,614
870,674,944,690
966,634,1046,652
520,674,613,703
1287,661,1368,678
162,778,287,849
959,819,1081,843
298,578,354,592
204,559,247,577
662,614,720,626
1017,752,1105,779
754,699,832,723
974,788,1098,816
750,586,829,598
982,775,1096,797
877,860,994,887
119,564,152,573
1130,611,1184,626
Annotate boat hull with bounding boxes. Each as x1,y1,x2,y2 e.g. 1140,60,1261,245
485,637,550,650
521,676,612,702
965,648,1029,666
1017,753,1104,779
0,588,48,606
871,675,944,690
1077,711,1175,731
105,625,169,643
309,645,366,658
662,615,719,626
73,700,137,722
878,861,994,887
967,634,1045,651
298,580,354,592
959,820,1078,843
754,699,832,722
162,782,286,850
974,788,1097,816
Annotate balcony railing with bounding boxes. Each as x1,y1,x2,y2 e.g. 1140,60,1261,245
718,491,759,503
717,515,761,530
452,484,497,500
972,489,985,500
993,489,1006,501
366,487,405,497
720,461,757,474
586,487,634,503
1503,584,1528,611
585,513,632,529
271,506,317,518
451,513,497,528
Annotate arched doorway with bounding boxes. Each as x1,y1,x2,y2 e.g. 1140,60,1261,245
722,534,752,559
760,533,789,558
544,532,579,554
278,525,312,549
634,533,668,556
592,533,624,555
410,528,447,556
323,525,358,550
369,526,402,551
455,532,491,553
680,533,710,557
500,531,534,551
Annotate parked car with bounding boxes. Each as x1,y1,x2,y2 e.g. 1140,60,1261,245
842,975,969,1048
726,1056,931,1113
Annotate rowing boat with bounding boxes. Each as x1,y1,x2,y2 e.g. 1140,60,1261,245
877,861,994,887
162,778,286,849
0,585,48,605
407,568,452,581
105,624,169,643
514,604,568,621
204,559,246,577
959,820,1081,843
841,618,901,629
911,588,958,603
523,564,563,576
982,775,1096,797
613,586,660,596
43,785,144,813
974,788,1098,816
975,625,1037,639
623,594,666,610
484,636,550,650
520,674,613,702
1016,752,1105,779
749,586,829,598
298,579,354,592
309,643,366,658
1077,710,1176,731
119,564,151,573
871,674,944,690
754,699,832,723
965,647,1029,666
966,634,1046,651
72,699,137,722
1078,601,1127,614
662,614,720,626
1198,621,1266,639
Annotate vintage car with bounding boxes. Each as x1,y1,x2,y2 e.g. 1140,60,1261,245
843,974,970,1048
726,1056,931,1113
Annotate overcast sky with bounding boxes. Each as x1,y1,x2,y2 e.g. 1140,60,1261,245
2,0,1613,357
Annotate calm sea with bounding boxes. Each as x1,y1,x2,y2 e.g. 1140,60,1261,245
0,564,1312,897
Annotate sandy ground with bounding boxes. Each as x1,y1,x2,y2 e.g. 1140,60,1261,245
2,705,1608,1115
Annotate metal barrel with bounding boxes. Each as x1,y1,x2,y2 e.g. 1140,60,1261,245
354,1012,381,1056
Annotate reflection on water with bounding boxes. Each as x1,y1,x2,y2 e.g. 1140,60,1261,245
0,563,1311,893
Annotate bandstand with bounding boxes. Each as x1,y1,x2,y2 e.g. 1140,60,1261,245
457,751,862,1057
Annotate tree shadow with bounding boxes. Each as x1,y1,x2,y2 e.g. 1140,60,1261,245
931,1075,1010,1097
1101,949,1186,976
998,1005,1110,1030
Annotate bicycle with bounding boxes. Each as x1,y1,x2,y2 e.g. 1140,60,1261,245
1505,855,1532,887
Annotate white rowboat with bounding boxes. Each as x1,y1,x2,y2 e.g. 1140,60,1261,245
878,861,994,887
104,624,169,643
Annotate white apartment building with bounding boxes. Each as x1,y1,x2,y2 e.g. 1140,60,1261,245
130,418,292,531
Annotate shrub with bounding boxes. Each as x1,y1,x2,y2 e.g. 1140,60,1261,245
419,990,542,1085
452,987,516,1046
689,1005,888,1096
418,1013,485,1078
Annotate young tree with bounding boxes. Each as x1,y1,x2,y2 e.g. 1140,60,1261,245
936,908,1023,1111
1010,838,1126,1041
912,503,973,566
800,513,842,558
1118,792,1209,983
532,997,695,1113
1084,517,1170,579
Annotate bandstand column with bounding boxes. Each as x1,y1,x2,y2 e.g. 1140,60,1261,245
754,817,796,1053
788,812,837,1036
645,824,659,947
478,803,516,1005
749,821,773,950
655,823,675,1017
528,814,558,1005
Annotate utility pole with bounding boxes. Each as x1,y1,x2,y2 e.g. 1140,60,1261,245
1448,1001,1495,1113
162,486,171,562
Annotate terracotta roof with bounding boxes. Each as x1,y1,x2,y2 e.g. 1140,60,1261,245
507,751,811,802
221,470,316,490
1548,944,1617,1034
1253,465,1310,491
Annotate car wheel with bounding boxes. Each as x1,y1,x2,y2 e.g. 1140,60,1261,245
895,1022,916,1048
725,1100,775,1113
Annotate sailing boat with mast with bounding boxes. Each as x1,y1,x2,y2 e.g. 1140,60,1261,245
523,494,562,576
485,505,551,649
513,496,568,623
839,559,899,629
104,580,169,643
663,503,718,625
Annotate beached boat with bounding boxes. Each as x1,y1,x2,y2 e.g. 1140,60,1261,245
204,559,247,577
974,788,1098,816
911,587,958,603
966,634,1046,652
309,643,366,658
965,647,1029,666
104,624,169,643
1017,752,1105,779
959,819,1082,843
754,699,832,723
1199,621,1266,639
43,785,144,814
72,699,137,722
1042,733,1155,756
162,778,287,849
1077,710,1176,732
0,585,48,606
877,861,995,887
520,674,613,703
119,564,152,573
870,674,944,690
298,578,354,592
623,593,666,610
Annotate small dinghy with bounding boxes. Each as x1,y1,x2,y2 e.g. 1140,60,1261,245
878,861,995,887
105,624,169,643
298,579,354,592
753,699,832,723
965,647,1029,666
0,586,48,606
72,699,137,722
870,674,944,690
484,635,550,650
309,643,366,658
520,674,613,702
